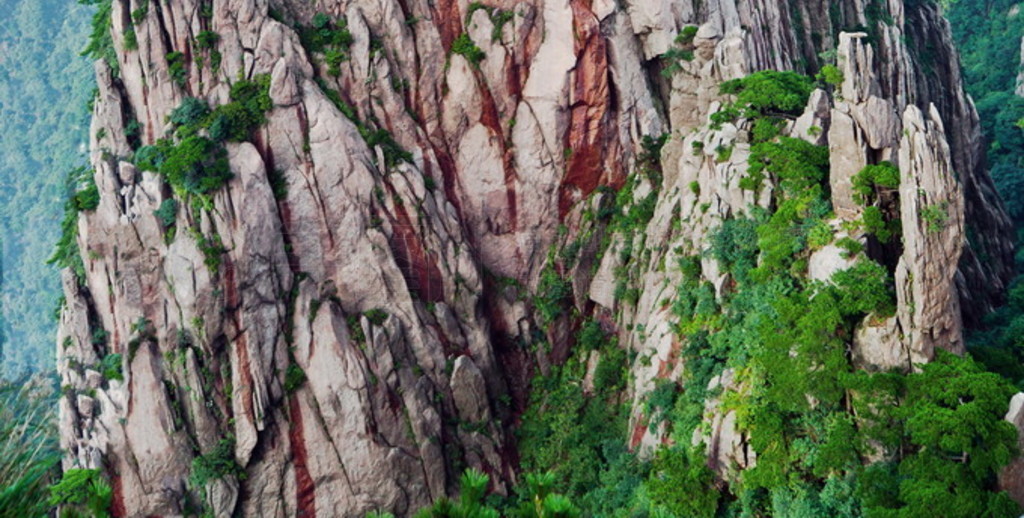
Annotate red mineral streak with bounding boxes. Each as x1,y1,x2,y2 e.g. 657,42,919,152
289,395,317,517
387,200,446,303
559,0,624,216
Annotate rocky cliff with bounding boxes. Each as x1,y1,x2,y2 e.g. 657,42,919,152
55,0,1018,516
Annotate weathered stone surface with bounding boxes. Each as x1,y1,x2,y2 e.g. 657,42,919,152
896,104,966,363
57,0,1018,514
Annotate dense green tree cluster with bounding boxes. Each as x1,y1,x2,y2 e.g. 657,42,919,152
512,69,1021,517
134,75,273,200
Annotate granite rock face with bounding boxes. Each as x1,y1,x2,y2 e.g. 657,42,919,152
57,0,1016,515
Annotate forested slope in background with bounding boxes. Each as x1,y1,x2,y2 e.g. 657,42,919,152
0,0,93,377
948,0,1024,223
946,1,1024,382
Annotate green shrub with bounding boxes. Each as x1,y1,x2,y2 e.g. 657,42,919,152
300,13,353,54
169,97,210,128
159,135,231,195
284,364,306,393
677,25,699,45
207,74,273,142
130,4,148,25
73,174,100,211
646,446,720,518
49,167,96,282
534,266,572,325
719,70,815,117
644,378,678,429
99,353,123,381
123,28,138,51
364,308,388,326
807,220,834,249
154,198,178,227
190,437,245,488
921,202,949,233
593,347,627,394
451,34,485,65
195,30,220,50
166,51,187,86
862,205,899,243
836,236,864,258
852,162,900,205
830,260,895,317
859,351,1021,517
747,137,829,196
817,64,844,86
80,0,117,72
710,217,759,283
49,468,112,518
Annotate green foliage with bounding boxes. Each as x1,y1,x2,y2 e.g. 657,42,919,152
948,1,1024,223
136,78,273,198
709,217,759,282
852,162,900,205
49,167,96,284
719,70,815,118
859,351,1020,517
644,379,678,429
49,468,112,518
123,28,137,51
130,4,148,25
968,280,1024,387
169,97,210,128
298,13,354,75
191,230,226,273
517,344,644,511
284,364,306,393
746,137,830,195
190,436,245,488
99,353,123,381
662,27,699,76
301,13,354,53
195,30,220,50
0,379,60,516
205,75,275,142
593,346,627,394
920,202,949,234
861,205,899,243
80,0,116,72
534,266,572,325
509,61,1019,518
677,25,699,45
364,308,389,326
166,51,187,86
154,135,231,195
413,469,500,518
451,34,485,65
646,446,720,518
817,64,844,86
830,260,895,317
73,173,100,211
154,198,178,227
